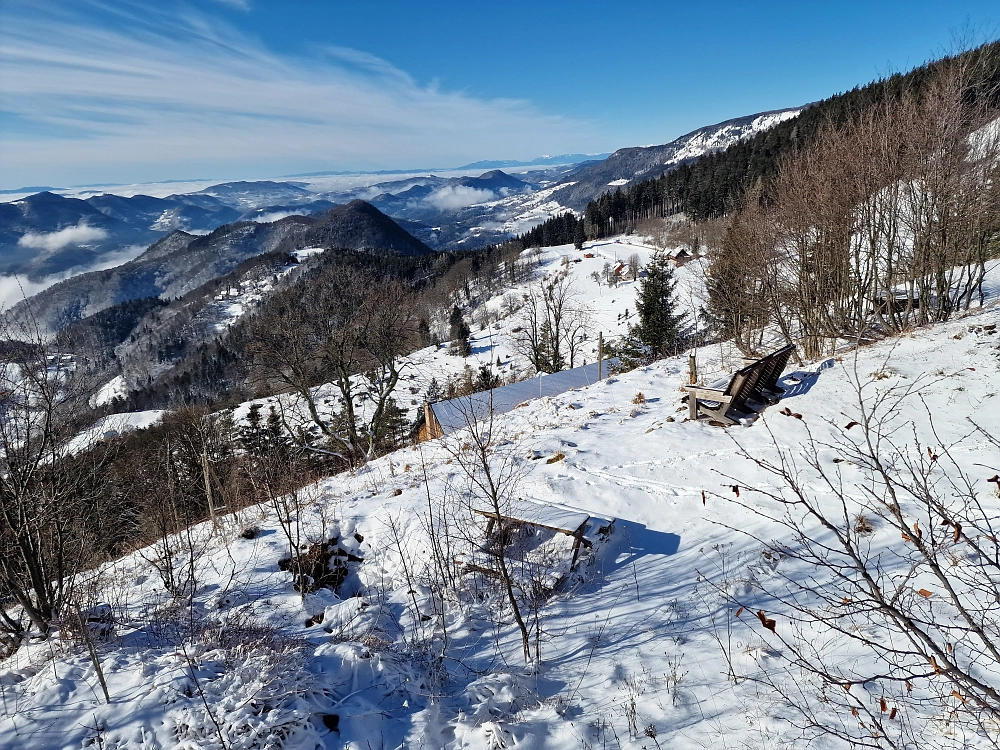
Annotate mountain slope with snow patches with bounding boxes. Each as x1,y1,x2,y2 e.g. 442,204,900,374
549,107,804,209
3,243,998,749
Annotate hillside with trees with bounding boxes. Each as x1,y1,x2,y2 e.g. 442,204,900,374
579,41,1000,234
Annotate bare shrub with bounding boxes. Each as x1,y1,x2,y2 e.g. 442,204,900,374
716,359,1000,747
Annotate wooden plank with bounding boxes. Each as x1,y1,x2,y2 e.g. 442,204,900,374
754,344,795,402
685,386,734,400
474,508,589,538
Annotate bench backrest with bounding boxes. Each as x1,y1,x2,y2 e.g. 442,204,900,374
718,344,795,419
724,359,769,413
755,344,795,396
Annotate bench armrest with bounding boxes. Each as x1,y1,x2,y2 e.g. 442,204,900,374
684,386,734,403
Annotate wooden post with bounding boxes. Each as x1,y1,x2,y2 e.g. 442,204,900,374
598,332,604,380
75,606,110,704
688,351,698,420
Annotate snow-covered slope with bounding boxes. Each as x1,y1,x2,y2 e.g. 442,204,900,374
234,238,706,430
3,243,998,749
451,108,804,239
548,108,803,209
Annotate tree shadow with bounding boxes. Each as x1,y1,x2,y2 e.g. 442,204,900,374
778,358,835,399
470,340,495,356
605,522,680,577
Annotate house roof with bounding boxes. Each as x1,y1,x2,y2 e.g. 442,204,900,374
429,359,619,436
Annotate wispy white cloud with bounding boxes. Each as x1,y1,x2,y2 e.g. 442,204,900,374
213,0,251,10
0,275,57,312
0,1,595,187
248,210,299,223
0,243,146,312
423,185,497,211
18,222,108,252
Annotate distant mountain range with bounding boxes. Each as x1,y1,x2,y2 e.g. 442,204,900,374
454,154,612,170
0,105,806,316
283,153,611,178
363,170,533,223
0,182,340,281
11,200,430,333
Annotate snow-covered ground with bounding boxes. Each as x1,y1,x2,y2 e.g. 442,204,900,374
403,239,704,392
63,410,166,455
666,109,801,167
3,246,999,748
453,184,579,241
232,239,705,430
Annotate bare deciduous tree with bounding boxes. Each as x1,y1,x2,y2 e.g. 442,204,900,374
511,272,591,374
715,360,1000,748
441,394,534,663
709,56,1000,359
627,253,641,282
248,267,418,465
0,316,116,650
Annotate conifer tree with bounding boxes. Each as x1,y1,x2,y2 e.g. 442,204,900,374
573,219,586,250
633,252,685,356
475,364,500,392
448,305,472,357
425,377,443,404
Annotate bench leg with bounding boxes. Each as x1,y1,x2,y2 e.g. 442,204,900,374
688,393,698,420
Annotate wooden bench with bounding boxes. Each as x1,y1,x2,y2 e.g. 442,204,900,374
455,501,615,578
685,344,795,426
477,507,591,569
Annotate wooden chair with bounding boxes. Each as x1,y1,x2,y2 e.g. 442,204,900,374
686,344,795,426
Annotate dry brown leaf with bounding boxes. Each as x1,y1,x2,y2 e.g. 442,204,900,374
756,610,776,633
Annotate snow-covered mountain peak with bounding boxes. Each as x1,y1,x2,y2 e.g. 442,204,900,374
667,107,802,166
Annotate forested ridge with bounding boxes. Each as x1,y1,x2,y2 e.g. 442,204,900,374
117,241,530,411
573,41,1000,233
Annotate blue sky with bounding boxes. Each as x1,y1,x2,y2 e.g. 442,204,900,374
0,0,997,189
